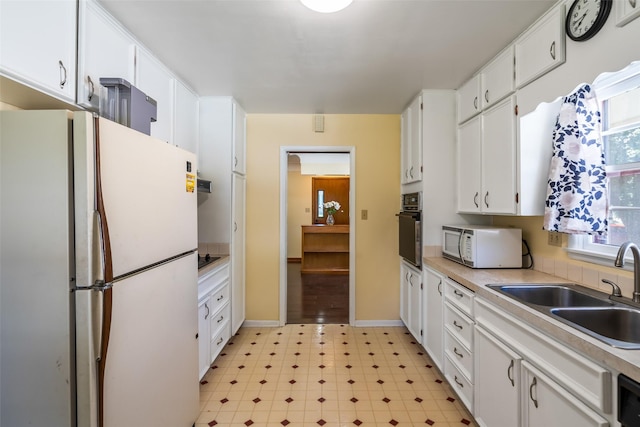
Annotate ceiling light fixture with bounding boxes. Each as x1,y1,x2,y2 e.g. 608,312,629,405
301,0,353,13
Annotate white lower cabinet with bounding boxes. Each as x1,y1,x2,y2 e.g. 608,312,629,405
474,325,521,427
522,361,608,427
423,266,444,370
474,297,613,427
197,260,231,380
400,261,422,342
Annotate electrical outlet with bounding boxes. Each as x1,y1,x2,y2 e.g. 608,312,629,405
361,209,368,220
548,232,562,247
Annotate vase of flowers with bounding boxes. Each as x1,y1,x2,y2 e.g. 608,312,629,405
323,200,340,225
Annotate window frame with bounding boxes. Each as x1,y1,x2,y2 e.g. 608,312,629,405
567,61,640,271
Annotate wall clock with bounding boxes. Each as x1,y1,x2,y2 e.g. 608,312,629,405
565,0,612,41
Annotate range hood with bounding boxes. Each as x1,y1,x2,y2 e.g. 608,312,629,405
197,178,212,193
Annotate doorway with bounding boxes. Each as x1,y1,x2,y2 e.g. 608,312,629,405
279,147,356,326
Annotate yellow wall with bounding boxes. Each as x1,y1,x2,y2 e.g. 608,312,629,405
245,114,401,322
287,170,312,258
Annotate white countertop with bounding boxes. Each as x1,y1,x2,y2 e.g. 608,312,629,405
424,256,640,383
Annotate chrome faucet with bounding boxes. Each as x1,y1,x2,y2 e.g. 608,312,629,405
615,241,640,303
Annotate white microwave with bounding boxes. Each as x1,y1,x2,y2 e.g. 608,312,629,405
442,225,522,268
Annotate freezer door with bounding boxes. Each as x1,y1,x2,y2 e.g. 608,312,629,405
102,253,199,426
95,116,197,277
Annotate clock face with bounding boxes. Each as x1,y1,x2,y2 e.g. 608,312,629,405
566,0,612,41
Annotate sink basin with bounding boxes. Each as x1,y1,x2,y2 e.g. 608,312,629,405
489,284,613,307
551,307,640,349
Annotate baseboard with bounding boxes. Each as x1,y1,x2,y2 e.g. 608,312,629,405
242,320,281,327
352,320,405,327
287,257,301,263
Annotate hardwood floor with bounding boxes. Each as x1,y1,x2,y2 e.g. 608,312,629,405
287,262,349,324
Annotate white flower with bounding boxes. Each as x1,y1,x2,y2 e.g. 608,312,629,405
323,200,341,214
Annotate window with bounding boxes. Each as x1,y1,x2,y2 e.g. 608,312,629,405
569,62,640,265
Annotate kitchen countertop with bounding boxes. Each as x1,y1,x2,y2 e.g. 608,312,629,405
198,254,229,278
424,256,640,383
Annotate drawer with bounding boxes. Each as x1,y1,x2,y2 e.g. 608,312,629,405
444,329,473,382
209,281,230,312
198,260,230,298
444,301,474,351
445,278,474,317
445,354,473,412
210,319,231,362
210,302,231,339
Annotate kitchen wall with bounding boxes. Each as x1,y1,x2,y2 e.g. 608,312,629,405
245,114,400,322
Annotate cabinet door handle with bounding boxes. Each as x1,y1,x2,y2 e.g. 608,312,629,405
454,375,464,388
484,191,489,208
437,280,442,296
234,156,238,167
453,290,464,298
507,359,515,387
630,0,637,8
87,76,95,101
549,41,556,60
484,90,489,103
529,377,539,408
58,60,67,89
473,96,478,110
453,347,463,358
409,166,414,179
234,222,238,232
204,303,210,320
473,192,479,208
453,320,463,330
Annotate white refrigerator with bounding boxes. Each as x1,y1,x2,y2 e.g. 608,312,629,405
1,110,200,427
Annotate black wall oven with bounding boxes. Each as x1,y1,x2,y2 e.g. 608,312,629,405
398,192,422,268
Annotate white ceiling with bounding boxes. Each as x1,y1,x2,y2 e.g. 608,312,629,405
98,0,557,114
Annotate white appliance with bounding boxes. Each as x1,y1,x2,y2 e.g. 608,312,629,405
442,225,522,268
1,111,199,427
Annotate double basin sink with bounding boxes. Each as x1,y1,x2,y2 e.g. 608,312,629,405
488,283,640,349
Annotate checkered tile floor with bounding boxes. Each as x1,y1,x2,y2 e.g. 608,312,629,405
197,324,477,426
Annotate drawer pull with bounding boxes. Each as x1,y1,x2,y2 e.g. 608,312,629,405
217,294,224,302
453,347,464,358
217,315,224,323
529,377,539,408
453,290,464,298
453,320,463,330
216,337,224,346
454,375,464,388
507,359,515,387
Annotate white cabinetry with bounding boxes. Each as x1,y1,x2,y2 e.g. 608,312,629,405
475,325,521,427
423,266,444,370
443,279,475,411
475,297,613,427
400,261,422,341
197,260,231,380
522,361,608,427
135,46,175,143
174,80,199,153
199,97,246,335
457,96,517,214
515,4,565,89
77,0,135,110
0,0,77,102
457,75,481,124
401,94,422,184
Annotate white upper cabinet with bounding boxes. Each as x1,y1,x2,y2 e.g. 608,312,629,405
616,0,640,26
232,101,246,175
135,46,175,143
457,116,482,213
457,75,481,124
174,80,199,153
77,0,135,111
401,94,423,184
0,0,77,102
515,4,565,89
481,46,515,110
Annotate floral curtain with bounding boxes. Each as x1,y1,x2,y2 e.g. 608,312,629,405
543,83,608,235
